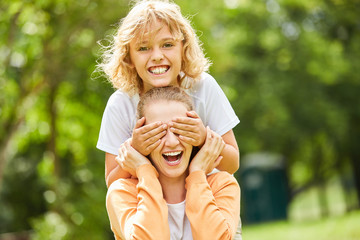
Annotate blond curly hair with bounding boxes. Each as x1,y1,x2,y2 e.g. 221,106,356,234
97,0,211,95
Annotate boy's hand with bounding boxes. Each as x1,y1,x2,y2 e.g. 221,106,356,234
131,117,167,156
189,127,225,174
170,111,206,147
116,139,151,178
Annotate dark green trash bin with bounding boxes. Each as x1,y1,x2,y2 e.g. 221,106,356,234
238,152,289,224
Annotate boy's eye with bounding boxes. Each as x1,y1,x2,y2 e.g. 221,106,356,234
163,42,174,48
138,46,149,51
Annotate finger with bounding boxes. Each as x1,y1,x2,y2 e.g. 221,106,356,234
170,121,200,134
133,123,167,143
178,135,197,146
214,156,223,169
116,151,125,168
148,126,167,139
141,128,167,147
171,116,198,125
209,132,223,152
145,138,162,153
134,117,146,129
170,126,197,138
115,155,121,165
207,126,211,138
186,111,200,119
124,139,132,148
153,137,165,152
214,141,224,156
135,121,165,135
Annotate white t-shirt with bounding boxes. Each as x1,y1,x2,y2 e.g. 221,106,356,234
97,72,240,155
167,201,193,240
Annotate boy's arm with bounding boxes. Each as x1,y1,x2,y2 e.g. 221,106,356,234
105,153,131,188
216,129,239,174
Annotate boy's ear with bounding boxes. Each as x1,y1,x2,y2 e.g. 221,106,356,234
125,56,135,68
128,62,135,68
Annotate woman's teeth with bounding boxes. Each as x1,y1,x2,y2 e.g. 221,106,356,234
164,151,181,156
163,151,182,162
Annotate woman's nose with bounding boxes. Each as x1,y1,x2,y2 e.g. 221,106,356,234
164,130,179,147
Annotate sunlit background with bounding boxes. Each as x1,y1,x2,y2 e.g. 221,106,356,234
1,0,359,239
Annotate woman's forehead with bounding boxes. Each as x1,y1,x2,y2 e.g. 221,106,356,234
144,100,188,124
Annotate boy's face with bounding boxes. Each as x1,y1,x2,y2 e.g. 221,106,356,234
145,100,192,179
129,21,183,93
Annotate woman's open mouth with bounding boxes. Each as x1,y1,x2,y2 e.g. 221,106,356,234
162,151,183,166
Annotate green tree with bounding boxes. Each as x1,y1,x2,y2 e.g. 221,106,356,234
184,0,360,213
1,0,359,238
0,0,128,238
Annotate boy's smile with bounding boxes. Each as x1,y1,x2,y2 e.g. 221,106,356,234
148,65,169,75
129,21,183,93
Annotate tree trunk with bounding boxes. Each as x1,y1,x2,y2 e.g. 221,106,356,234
349,114,360,209
350,151,360,209
318,182,329,217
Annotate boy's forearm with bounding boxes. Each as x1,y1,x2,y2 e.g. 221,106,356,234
105,153,132,187
216,144,239,174
106,165,132,187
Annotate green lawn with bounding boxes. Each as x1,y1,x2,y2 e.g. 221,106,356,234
243,210,360,240
242,176,360,240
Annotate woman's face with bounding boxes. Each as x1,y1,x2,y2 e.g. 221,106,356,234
145,100,192,179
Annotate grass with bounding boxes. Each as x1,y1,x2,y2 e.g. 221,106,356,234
243,210,360,240
242,177,360,240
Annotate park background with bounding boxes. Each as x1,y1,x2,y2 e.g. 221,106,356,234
1,0,359,239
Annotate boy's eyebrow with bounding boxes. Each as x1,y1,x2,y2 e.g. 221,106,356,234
136,37,176,45
161,37,176,41
137,40,149,45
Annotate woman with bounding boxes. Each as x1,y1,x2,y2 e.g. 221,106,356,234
106,87,240,240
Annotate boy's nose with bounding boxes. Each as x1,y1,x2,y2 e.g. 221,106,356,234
151,47,164,62
164,130,179,147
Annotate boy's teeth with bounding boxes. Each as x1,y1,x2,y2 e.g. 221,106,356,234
149,66,168,74
163,151,181,156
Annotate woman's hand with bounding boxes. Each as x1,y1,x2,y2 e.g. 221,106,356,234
116,139,151,178
189,127,225,174
169,111,206,147
131,117,167,156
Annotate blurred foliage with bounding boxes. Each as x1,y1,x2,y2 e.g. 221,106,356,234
0,0,359,239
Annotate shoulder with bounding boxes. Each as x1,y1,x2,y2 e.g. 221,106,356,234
107,178,139,198
104,90,139,115
192,72,218,88
207,172,239,190
189,72,223,95
107,90,137,106
186,72,221,98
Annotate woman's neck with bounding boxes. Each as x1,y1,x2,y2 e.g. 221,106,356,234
158,174,187,204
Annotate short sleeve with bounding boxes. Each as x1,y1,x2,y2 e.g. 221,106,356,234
96,91,138,155
189,73,240,136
